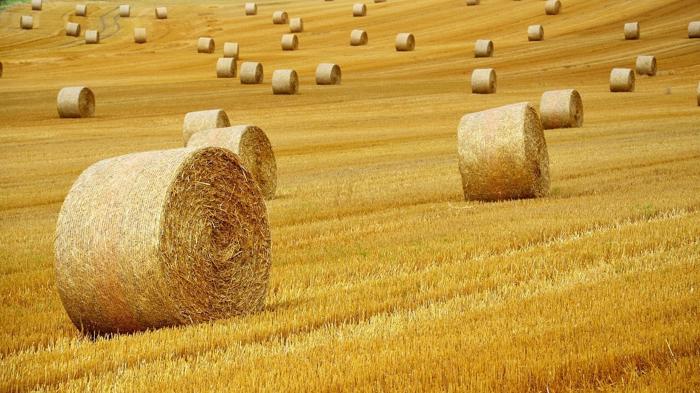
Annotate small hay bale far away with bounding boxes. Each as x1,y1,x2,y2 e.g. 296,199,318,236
134,27,146,43
316,63,341,85
610,68,635,92
216,58,237,78
624,22,639,40
474,39,493,57
635,55,657,76
281,34,298,50
289,17,303,33
198,37,215,53
545,0,560,15
272,69,299,95
273,10,288,24
54,147,271,335
351,29,368,46
457,102,550,201
539,89,583,129
31,0,42,11
353,4,367,16
466,0,479,5
395,33,415,51
20,15,33,30
182,109,230,145
119,5,131,17
75,4,87,16
65,22,81,37
85,30,100,44
528,24,544,41
689,22,700,38
240,62,264,84
155,7,167,19
57,86,95,118
186,126,278,199
245,2,257,15
471,68,496,94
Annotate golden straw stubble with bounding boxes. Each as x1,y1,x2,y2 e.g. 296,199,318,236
539,89,583,129
57,86,95,118
55,147,271,335
182,109,230,145
457,102,550,201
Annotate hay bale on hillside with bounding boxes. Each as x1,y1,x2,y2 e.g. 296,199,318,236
216,58,236,78
134,27,146,43
457,102,549,201
273,10,288,24
316,63,341,85
528,25,543,41
624,22,639,40
635,55,656,76
351,29,368,45
85,30,100,44
198,37,215,53
545,0,560,15
466,0,479,5
20,15,33,29
610,68,635,92
245,2,257,15
65,22,81,37
182,109,230,145
57,86,95,118
186,126,278,199
31,0,42,11
689,22,700,38
539,89,583,129
281,34,298,50
155,7,167,19
474,39,493,57
353,4,366,16
240,62,263,84
395,33,415,51
75,4,87,16
471,68,496,94
54,147,271,335
289,17,303,33
119,5,130,17
223,42,239,59
272,69,298,94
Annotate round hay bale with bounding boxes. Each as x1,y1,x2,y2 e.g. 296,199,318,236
272,10,288,24
689,22,700,38
528,24,544,41
281,34,298,51
85,30,100,44
474,39,493,57
289,17,303,33
57,86,95,118
182,109,230,145
466,0,479,5
457,102,549,201
272,69,299,95
240,62,263,84
119,5,130,17
54,147,271,335
75,4,87,16
198,37,215,53
20,15,33,30
134,27,146,43
245,2,257,15
471,68,496,94
544,0,560,15
31,0,42,11
216,58,236,78
353,4,367,16
186,126,278,199
624,22,639,40
539,89,583,129
155,7,167,19
610,68,635,92
316,63,341,85
350,29,368,46
65,22,81,37
635,55,656,76
395,33,415,51
223,42,239,59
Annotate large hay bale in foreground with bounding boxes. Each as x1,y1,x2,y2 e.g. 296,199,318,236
353,3,366,16
316,63,341,85
545,0,560,15
610,68,635,92
187,126,278,199
198,37,215,53
245,2,257,15
224,42,239,59
471,68,496,94
55,147,271,335
119,4,130,17
75,4,87,16
57,86,95,118
65,22,81,37
624,22,639,40
155,7,167,19
20,15,33,29
240,62,263,84
351,29,368,46
528,25,543,41
216,58,236,78
690,22,700,38
457,102,549,201
281,34,298,50
134,27,146,43
395,33,415,51
635,55,656,76
289,17,303,33
272,69,299,95
182,109,230,145
31,0,42,11
474,39,493,57
85,30,99,44
539,89,583,129
273,10,288,24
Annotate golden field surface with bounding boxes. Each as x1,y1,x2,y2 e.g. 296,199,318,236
1,0,699,390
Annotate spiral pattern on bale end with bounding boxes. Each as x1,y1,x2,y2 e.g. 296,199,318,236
610,68,635,92
350,29,368,46
240,62,264,84
57,86,95,118
182,109,231,145
539,89,583,129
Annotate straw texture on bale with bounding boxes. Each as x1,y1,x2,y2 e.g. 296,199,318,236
240,62,263,84
57,86,95,118
350,29,368,46
539,89,583,129
20,15,33,29
272,69,299,95
545,0,560,15
223,42,239,59
471,68,496,94
85,30,99,44
474,39,493,57
316,63,341,85
466,0,479,5
245,3,257,15
75,4,87,16
155,7,167,19
272,11,288,24
31,0,42,11
186,126,278,199
216,58,236,78
198,37,215,53
528,25,544,41
609,68,635,92
134,28,146,43
457,102,550,201
624,22,639,40
353,4,366,16
182,109,230,145
289,17,303,33
65,22,81,37
635,55,656,76
689,22,700,38
119,5,130,17
395,33,415,51
54,147,271,335
281,34,298,51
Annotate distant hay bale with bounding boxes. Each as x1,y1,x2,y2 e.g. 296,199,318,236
544,0,560,15
119,5,130,17
474,39,493,57
610,68,635,92
289,17,303,33
85,30,100,44
182,109,230,145
75,4,87,16
134,27,146,43
273,10,288,24
353,4,367,16
20,15,33,29
457,102,549,201
245,2,257,15
155,7,167,19
316,63,341,85
281,34,298,50
395,33,415,51
223,42,239,59
539,89,583,129
466,0,479,5
624,22,639,40
350,29,368,46
471,68,496,94
272,69,299,95
186,126,278,199
689,22,700,38
198,37,215,53
240,62,263,84
635,55,657,76
54,147,271,335
216,58,237,78
57,86,95,118
528,25,544,41
65,22,81,37
31,0,42,11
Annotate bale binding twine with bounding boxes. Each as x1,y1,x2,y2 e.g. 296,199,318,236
471,68,496,94
272,69,299,95
182,109,230,145
240,62,264,84
610,68,635,92
539,89,583,129
316,63,341,85
57,86,95,118
635,55,656,76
